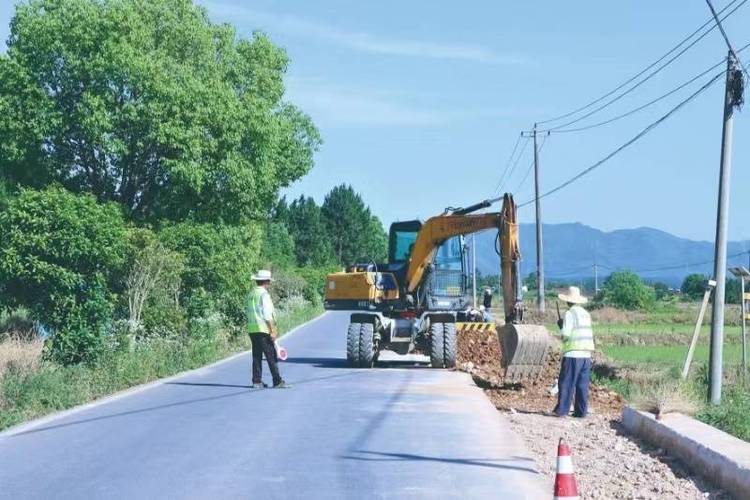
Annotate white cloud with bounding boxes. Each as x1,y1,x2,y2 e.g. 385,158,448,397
286,78,449,127
201,2,527,65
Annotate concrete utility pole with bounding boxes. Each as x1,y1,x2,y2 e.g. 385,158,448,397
532,124,545,313
708,52,743,405
594,263,599,295
472,234,477,309
731,267,749,376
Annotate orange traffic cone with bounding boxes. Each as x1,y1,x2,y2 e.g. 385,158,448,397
553,438,580,500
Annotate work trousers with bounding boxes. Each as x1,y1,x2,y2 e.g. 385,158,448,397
554,357,592,417
250,333,282,386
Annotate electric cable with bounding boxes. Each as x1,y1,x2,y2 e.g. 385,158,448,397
516,71,725,209
539,0,747,133
550,41,750,134
536,0,744,126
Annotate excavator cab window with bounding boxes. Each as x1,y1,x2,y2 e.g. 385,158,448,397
388,220,421,264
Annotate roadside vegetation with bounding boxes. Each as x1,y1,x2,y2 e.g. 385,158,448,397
485,268,750,441
0,0,387,431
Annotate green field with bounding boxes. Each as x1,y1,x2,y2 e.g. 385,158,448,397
603,344,746,368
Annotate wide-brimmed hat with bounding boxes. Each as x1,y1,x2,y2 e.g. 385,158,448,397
558,286,588,304
252,269,273,282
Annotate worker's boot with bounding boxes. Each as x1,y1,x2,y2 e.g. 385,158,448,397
273,380,291,389
252,382,268,389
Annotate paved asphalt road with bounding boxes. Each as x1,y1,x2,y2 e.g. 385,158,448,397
0,312,547,499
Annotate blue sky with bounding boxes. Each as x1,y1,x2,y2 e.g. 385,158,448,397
1,1,749,243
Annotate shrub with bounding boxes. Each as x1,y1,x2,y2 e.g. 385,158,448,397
160,222,262,323
602,271,655,310
681,274,708,301
0,186,127,363
125,228,186,338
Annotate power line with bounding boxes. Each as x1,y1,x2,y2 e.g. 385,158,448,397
543,251,749,277
495,136,531,195
492,134,523,196
517,71,725,209
513,134,549,194
550,41,750,134
705,0,750,81
538,0,747,133
537,0,744,126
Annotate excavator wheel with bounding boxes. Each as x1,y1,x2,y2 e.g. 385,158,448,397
443,322,457,368
346,322,375,368
429,322,456,368
498,323,550,382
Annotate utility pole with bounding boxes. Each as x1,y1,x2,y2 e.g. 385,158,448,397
472,234,477,309
533,124,545,313
594,263,599,295
709,52,743,405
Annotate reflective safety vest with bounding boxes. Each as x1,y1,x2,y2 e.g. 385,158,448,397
247,287,273,334
561,305,595,353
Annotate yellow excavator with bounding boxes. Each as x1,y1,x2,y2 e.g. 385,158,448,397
324,194,549,381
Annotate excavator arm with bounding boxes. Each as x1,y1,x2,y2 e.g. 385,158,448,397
406,194,522,322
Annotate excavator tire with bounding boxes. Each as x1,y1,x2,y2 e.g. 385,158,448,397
358,322,375,368
346,322,361,367
443,322,457,368
347,322,375,368
429,322,445,367
499,323,550,382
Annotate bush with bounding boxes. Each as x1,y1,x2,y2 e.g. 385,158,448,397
125,228,186,338
160,222,262,323
0,186,127,363
602,271,655,310
681,274,708,301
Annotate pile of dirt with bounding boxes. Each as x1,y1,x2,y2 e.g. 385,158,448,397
456,327,624,416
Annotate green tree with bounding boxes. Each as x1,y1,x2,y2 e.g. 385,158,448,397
0,186,127,363
681,273,708,301
261,222,297,269
286,196,335,267
321,184,387,264
602,270,655,310
653,282,670,301
0,0,320,224
160,221,263,322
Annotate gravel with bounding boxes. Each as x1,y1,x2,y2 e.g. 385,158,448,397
456,327,732,499
506,411,730,499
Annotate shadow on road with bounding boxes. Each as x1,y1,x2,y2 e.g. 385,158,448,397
342,450,539,473
281,357,348,368
168,382,251,389
7,370,375,438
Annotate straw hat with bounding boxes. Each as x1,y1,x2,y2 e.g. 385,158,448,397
252,269,273,281
558,286,588,305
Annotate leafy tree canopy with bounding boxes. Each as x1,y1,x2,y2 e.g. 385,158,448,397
321,184,387,265
681,273,708,301
0,185,126,334
0,0,320,224
285,196,335,267
602,270,655,310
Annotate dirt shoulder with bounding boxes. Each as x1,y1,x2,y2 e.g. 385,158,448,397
456,328,730,499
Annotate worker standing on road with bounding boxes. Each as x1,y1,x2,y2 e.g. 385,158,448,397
553,286,594,417
247,270,289,389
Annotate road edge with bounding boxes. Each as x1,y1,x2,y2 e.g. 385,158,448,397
0,311,329,438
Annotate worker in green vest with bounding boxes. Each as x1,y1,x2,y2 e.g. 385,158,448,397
553,286,595,417
247,270,289,389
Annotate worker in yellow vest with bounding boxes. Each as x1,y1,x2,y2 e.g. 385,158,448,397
553,286,595,417
247,270,289,389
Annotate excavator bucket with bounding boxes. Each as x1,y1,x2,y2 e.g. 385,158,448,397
498,324,550,382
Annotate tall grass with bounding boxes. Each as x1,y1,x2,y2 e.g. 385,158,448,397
0,304,322,431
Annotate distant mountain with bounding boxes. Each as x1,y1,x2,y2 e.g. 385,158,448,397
472,223,750,287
